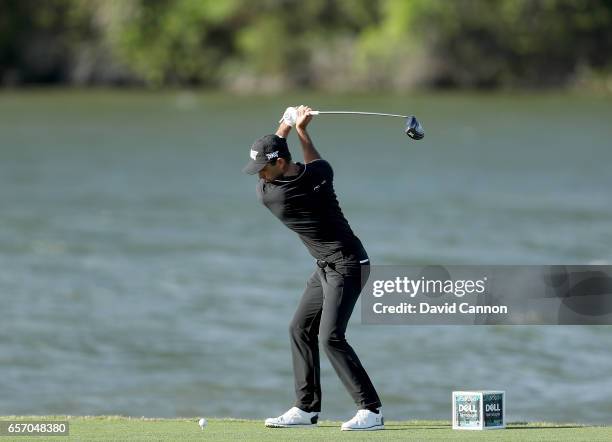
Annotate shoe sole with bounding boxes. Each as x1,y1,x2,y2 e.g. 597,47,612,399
341,424,384,431
265,423,317,428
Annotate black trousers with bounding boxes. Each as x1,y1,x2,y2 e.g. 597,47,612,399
289,253,381,413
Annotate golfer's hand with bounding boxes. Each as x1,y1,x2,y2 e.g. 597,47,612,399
295,105,313,131
279,106,297,127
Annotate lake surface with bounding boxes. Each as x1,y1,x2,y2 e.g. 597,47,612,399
0,91,611,423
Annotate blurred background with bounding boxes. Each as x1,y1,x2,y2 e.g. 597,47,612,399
1,0,612,424
2,0,612,91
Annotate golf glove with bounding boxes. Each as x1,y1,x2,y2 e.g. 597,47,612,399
279,106,298,126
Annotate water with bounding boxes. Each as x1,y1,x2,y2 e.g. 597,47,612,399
1,91,611,423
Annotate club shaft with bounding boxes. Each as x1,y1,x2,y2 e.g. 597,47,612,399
310,111,409,118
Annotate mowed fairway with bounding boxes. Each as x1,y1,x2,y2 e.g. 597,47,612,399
1,417,611,441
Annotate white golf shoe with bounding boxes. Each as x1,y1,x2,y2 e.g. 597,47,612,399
264,406,319,428
341,408,384,431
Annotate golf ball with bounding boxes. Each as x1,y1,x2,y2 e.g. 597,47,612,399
198,418,207,429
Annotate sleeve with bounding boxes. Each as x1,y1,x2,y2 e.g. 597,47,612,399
307,159,334,182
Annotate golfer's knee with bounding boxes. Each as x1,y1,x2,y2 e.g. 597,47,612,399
320,332,345,351
289,321,308,340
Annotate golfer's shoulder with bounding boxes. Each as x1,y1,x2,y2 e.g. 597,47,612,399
305,158,333,179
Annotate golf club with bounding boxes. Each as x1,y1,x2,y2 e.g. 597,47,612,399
310,110,425,140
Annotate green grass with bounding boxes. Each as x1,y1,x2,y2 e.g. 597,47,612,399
0,416,610,441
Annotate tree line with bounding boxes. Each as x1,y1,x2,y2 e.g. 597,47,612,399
1,0,611,91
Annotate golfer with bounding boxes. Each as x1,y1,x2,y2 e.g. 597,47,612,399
242,105,384,431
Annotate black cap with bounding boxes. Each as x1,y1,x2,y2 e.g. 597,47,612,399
242,134,290,174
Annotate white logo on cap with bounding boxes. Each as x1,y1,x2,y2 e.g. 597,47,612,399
250,149,258,160
266,151,279,160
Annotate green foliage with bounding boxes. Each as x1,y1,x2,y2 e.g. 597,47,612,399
364,0,612,88
108,0,242,86
1,0,611,90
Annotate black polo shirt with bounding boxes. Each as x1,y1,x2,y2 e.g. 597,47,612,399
256,159,366,261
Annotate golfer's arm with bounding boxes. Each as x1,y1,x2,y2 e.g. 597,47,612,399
296,127,321,163
275,122,291,139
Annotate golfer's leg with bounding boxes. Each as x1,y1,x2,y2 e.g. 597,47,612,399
289,269,324,412
319,266,381,410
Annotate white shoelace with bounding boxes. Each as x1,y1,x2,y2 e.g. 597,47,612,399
351,410,371,425
280,408,303,422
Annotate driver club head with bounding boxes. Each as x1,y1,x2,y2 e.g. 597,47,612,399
405,116,424,140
